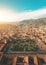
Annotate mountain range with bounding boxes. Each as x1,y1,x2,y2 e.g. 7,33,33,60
18,18,46,26
0,18,46,26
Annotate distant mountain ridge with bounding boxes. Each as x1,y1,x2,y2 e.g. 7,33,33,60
18,18,46,26
0,18,46,26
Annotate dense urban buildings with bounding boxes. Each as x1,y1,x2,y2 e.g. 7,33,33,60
0,0,46,65
0,23,46,65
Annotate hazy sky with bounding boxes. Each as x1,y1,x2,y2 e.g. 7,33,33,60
0,0,46,22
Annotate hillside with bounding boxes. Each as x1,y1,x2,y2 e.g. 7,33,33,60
18,18,46,26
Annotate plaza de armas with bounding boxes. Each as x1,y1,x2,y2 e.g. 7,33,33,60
0,37,46,65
